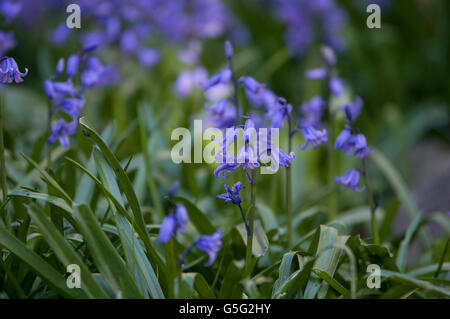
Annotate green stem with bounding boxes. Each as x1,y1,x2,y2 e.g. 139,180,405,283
325,76,337,220
362,158,380,245
46,100,52,171
174,241,183,298
286,118,293,247
245,170,256,276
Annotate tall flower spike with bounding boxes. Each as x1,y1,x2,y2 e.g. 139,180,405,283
0,57,28,83
335,169,365,192
196,229,223,266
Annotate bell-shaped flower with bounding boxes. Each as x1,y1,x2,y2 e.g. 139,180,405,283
335,169,365,192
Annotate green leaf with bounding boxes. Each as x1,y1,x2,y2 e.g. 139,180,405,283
20,153,72,204
304,225,347,299
371,149,430,244
396,213,422,272
381,269,450,297
236,220,269,257
93,149,165,299
311,269,350,298
272,252,296,298
180,272,216,299
137,103,164,221
79,117,149,249
0,226,86,298
27,203,109,298
9,190,77,229
72,204,144,298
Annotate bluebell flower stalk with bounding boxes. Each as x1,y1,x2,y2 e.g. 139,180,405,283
0,57,28,229
179,229,223,267
217,182,250,235
244,169,257,276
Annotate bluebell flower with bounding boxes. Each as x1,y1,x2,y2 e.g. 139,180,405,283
214,163,238,179
321,45,337,66
217,182,244,205
82,31,105,52
44,79,76,102
0,0,21,23
239,76,265,94
245,87,277,110
0,57,28,83
298,96,324,128
203,68,232,91
66,54,80,78
329,76,344,96
196,229,223,266
299,127,328,150
335,169,365,192
350,133,373,159
342,96,363,122
224,40,233,60
51,23,71,46
47,118,76,148
81,57,105,88
137,48,160,68
264,97,292,129
0,31,15,56
334,128,352,152
175,67,208,97
158,204,189,244
204,98,236,129
60,97,85,119
335,128,372,159
306,68,327,80
120,29,140,54
275,0,346,56
56,58,65,75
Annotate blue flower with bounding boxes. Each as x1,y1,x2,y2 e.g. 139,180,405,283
0,0,21,23
264,97,292,129
196,229,223,266
217,182,244,205
305,68,327,80
0,31,15,56
60,97,85,119
47,118,76,148
335,128,372,159
0,57,28,83
335,169,365,192
299,126,328,150
44,79,76,102
224,40,233,60
329,76,344,96
239,76,265,94
204,98,236,129
66,54,80,78
342,96,363,122
158,204,189,244
298,96,324,128
203,68,232,91
214,163,238,179
137,48,160,68
56,58,65,75
120,29,140,54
